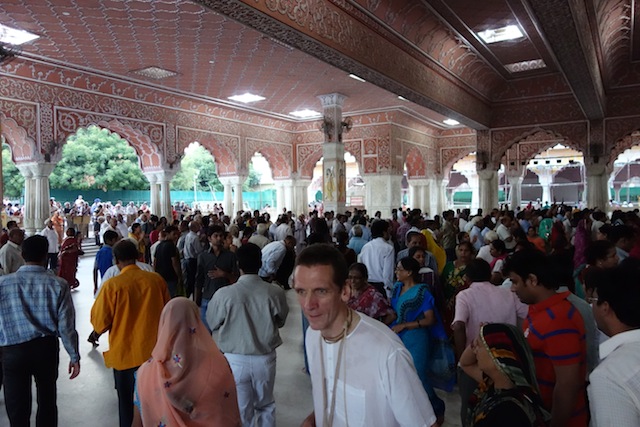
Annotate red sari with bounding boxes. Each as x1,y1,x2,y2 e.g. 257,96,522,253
58,236,83,288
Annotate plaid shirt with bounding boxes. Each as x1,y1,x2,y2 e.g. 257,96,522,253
0,265,80,363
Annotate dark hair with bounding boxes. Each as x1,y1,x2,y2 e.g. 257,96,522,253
465,258,492,282
408,246,425,259
595,259,640,327
207,224,225,237
398,256,421,282
503,249,558,290
457,240,474,254
348,262,368,280
130,223,141,233
585,240,615,265
371,220,389,239
113,240,139,263
295,244,348,290
163,225,178,235
22,235,48,263
490,239,506,254
236,243,261,274
102,230,119,244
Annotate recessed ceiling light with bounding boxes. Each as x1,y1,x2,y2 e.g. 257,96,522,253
398,96,408,101
349,74,366,82
132,66,177,80
443,119,460,126
0,23,39,45
228,93,265,103
208,60,215,64
61,12,71,16
290,109,321,118
477,25,523,44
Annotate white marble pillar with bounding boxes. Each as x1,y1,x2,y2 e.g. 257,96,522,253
275,181,286,213
157,170,177,220
363,173,403,218
231,175,247,214
585,162,611,210
220,178,233,215
17,162,56,235
538,171,554,206
478,168,499,215
294,179,312,216
407,178,430,212
318,93,347,214
506,166,526,211
144,173,160,216
420,178,435,216
461,171,479,211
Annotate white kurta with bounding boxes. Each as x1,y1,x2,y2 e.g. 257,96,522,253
306,313,437,427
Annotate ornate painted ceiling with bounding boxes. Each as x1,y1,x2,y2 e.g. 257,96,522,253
0,0,639,131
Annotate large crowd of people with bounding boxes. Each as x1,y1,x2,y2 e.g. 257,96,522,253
1,196,640,426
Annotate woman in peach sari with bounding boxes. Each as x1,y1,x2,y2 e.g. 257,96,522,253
133,297,240,427
50,211,65,244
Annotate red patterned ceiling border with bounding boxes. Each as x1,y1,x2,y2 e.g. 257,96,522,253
195,0,491,128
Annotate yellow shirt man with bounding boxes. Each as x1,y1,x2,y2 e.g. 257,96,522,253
91,264,170,370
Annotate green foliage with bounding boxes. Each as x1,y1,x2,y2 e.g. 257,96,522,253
171,144,263,192
2,144,25,198
49,125,148,191
171,144,222,191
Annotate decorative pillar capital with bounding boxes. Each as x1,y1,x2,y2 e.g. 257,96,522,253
317,93,347,108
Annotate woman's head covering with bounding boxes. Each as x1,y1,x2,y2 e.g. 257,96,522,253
136,297,240,427
478,323,539,396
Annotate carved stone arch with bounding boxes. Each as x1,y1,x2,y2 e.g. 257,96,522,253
492,125,586,164
0,115,37,163
96,119,163,172
176,128,239,176
344,139,363,174
55,109,164,172
245,138,293,179
404,145,428,178
608,132,640,169
441,146,475,176
297,142,324,179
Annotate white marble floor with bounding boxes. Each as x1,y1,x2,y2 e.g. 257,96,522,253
0,242,462,426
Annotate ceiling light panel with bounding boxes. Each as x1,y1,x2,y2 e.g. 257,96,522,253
290,109,321,118
477,25,523,44
228,93,265,103
443,119,460,126
0,23,39,45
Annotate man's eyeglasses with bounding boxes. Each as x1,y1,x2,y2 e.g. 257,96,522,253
587,297,599,304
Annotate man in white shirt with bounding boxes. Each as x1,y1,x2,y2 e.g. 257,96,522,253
588,261,640,427
0,228,25,275
294,244,437,427
182,221,205,298
273,214,293,241
259,236,296,283
358,220,395,298
39,220,60,271
495,214,516,251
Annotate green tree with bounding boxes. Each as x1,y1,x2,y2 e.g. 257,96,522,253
171,144,263,191
50,126,148,191
2,143,25,199
171,144,222,191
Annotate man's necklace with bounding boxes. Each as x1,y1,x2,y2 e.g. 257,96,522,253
319,309,353,427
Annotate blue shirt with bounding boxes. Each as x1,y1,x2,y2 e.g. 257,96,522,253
347,236,368,255
0,265,80,363
95,244,114,277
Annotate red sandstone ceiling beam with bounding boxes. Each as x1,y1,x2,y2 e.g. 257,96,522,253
194,0,492,129
524,0,606,120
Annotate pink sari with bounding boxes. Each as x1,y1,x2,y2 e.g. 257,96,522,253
136,298,240,427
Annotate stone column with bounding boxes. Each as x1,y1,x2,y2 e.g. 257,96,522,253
275,181,286,213
157,170,177,220
144,172,160,216
318,93,347,214
584,162,611,210
478,167,499,215
294,178,312,216
407,178,430,212
420,177,435,216
231,175,248,214
219,178,233,215
506,166,526,210
428,176,449,217
17,162,56,235
537,170,554,207
363,173,403,218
